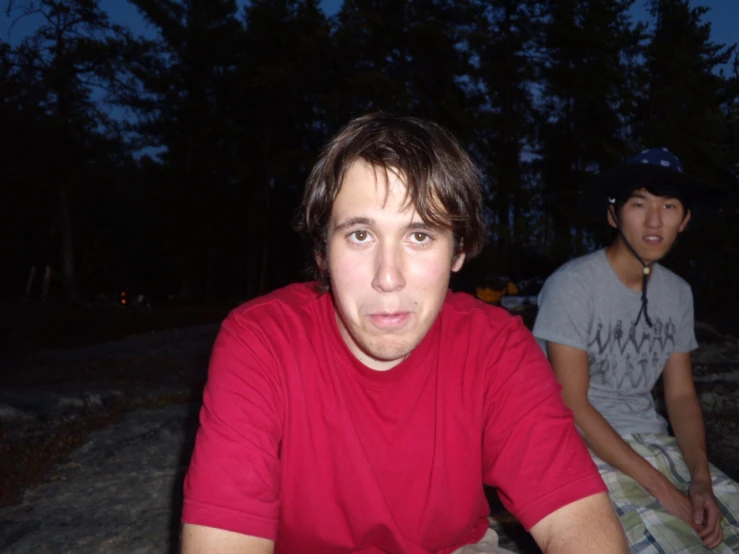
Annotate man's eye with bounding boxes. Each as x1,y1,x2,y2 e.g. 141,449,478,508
412,232,430,243
351,230,369,242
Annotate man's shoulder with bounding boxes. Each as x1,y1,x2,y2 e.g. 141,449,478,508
540,250,605,299
654,263,693,294
443,290,516,326
549,250,605,281
442,291,528,343
228,282,324,327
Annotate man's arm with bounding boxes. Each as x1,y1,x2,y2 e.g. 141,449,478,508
545,342,697,526
181,312,283,548
181,524,274,554
663,351,723,548
530,493,628,553
662,352,709,482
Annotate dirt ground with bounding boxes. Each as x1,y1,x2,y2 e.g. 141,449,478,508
0,299,231,361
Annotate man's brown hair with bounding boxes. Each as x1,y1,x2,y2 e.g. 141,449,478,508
295,112,486,289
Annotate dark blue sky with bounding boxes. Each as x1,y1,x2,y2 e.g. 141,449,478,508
2,1,737,48
0,0,342,40
630,1,738,59
2,0,736,58
1,0,736,73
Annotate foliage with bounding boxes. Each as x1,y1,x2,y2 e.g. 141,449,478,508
1,0,737,305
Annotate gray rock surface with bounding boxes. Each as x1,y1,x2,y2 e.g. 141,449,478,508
0,324,217,440
0,403,199,554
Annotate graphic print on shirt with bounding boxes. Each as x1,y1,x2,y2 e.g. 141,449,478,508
587,317,676,393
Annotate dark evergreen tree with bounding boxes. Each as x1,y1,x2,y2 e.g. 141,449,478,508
330,0,474,135
123,0,242,298
468,0,541,278
636,0,739,315
232,0,333,296
4,0,133,298
536,0,643,262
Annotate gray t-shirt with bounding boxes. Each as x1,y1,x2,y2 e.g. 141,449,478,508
532,249,698,435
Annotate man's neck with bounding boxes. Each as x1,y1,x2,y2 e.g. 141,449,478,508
605,242,650,292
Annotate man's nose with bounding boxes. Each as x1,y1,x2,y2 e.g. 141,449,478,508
372,242,406,293
645,205,663,227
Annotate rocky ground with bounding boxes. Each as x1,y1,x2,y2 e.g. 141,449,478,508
689,322,739,481
0,318,736,553
0,404,197,554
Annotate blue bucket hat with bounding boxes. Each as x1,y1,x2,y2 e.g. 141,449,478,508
578,147,727,217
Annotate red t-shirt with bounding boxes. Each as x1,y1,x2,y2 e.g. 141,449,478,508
182,283,605,553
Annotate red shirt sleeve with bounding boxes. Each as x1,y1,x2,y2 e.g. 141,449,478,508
182,309,284,539
481,317,607,530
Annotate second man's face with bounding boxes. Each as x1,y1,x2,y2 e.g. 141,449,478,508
610,188,691,264
326,160,464,371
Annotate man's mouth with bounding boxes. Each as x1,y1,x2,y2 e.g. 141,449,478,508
643,235,663,245
368,312,412,329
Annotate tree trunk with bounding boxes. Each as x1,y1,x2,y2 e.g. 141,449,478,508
59,184,77,299
259,124,272,295
512,177,524,278
497,190,511,275
259,185,271,295
246,187,262,299
205,248,218,300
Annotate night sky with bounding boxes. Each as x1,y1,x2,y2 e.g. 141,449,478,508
2,1,738,58
1,0,735,160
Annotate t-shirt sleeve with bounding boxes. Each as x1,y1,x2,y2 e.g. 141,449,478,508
482,318,606,530
532,270,592,352
182,310,284,540
674,283,699,353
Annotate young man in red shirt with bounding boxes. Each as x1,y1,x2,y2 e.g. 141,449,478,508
180,113,628,553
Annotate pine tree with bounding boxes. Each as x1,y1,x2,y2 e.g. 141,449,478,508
537,0,643,262
637,0,738,310
123,0,243,298
232,0,333,296
330,0,474,135
467,0,541,277
4,0,132,298
639,0,736,181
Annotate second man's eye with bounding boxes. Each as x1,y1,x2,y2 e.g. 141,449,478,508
413,232,430,243
352,230,369,241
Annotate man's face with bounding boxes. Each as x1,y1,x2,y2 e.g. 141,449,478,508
325,160,464,371
609,187,691,264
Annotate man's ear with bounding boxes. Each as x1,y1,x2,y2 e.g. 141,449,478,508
606,205,618,229
679,209,691,233
451,251,466,273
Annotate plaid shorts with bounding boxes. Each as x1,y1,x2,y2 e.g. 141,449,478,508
591,433,739,553
452,528,517,554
